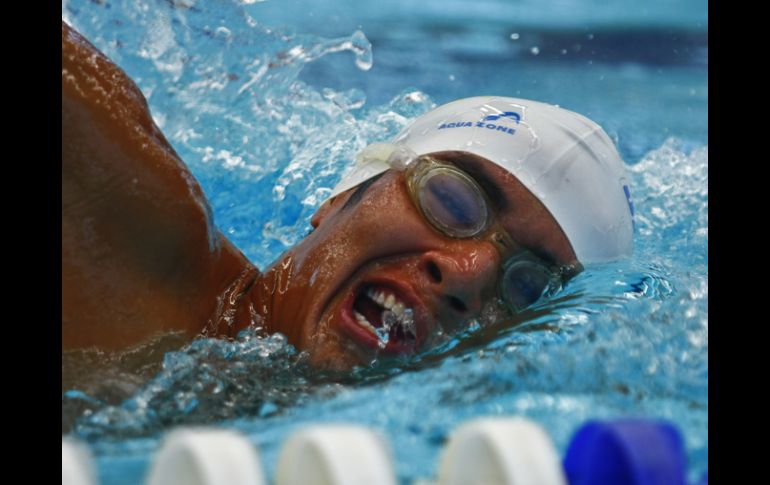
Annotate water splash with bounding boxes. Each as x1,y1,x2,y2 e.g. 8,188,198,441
373,308,416,349
68,328,331,441
62,0,384,269
269,30,372,71
377,311,395,348
628,138,708,268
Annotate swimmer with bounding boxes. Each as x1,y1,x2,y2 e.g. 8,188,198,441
62,21,633,370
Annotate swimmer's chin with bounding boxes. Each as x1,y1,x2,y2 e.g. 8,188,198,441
301,306,372,372
303,329,374,372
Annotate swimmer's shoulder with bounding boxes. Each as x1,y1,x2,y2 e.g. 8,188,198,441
62,21,260,350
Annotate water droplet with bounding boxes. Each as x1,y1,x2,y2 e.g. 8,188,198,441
404,91,427,104
376,311,396,347
350,30,373,71
215,26,231,39
510,33,520,40
530,46,540,55
401,309,415,335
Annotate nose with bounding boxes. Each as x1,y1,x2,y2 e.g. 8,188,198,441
418,243,500,319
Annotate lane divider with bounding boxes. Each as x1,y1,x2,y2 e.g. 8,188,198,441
62,417,702,485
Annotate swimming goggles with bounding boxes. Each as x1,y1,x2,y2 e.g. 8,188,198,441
357,143,568,312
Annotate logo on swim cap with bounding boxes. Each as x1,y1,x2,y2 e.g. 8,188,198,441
622,183,636,230
483,111,521,123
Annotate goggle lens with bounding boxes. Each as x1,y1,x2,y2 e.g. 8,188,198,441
408,156,563,313
500,260,556,311
417,169,488,237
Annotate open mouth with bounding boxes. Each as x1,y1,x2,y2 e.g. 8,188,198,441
339,280,428,354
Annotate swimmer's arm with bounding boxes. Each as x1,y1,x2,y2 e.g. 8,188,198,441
62,21,254,350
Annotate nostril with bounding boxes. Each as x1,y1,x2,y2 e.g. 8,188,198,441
447,295,467,313
425,260,443,284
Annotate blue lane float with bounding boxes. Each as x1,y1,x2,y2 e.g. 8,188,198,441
563,419,688,485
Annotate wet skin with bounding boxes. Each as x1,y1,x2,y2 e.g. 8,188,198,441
252,153,579,370
62,21,256,350
62,21,578,370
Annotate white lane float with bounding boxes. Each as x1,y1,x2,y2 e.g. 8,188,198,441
146,428,266,485
434,417,567,485
275,424,397,485
62,437,98,485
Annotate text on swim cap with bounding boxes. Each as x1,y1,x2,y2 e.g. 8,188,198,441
437,121,516,135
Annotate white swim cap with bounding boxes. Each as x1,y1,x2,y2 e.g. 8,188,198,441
330,96,634,264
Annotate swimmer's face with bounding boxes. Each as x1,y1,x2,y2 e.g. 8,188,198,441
256,152,578,370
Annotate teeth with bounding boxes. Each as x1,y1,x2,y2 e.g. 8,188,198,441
392,302,405,316
366,288,408,312
354,310,377,335
360,287,418,341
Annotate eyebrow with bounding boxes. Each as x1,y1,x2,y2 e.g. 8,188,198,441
434,154,563,266
340,172,386,211
446,158,509,213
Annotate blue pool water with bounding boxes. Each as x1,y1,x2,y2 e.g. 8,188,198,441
61,0,708,483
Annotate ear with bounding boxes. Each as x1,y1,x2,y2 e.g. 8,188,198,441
311,196,338,228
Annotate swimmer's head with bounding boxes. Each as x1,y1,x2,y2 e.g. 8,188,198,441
330,96,634,264
254,96,633,371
